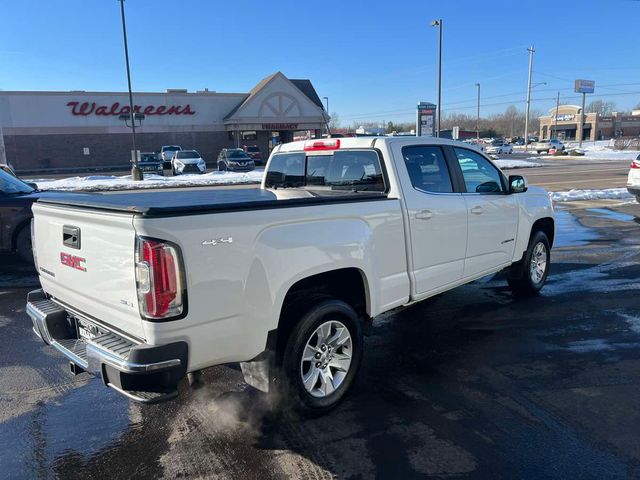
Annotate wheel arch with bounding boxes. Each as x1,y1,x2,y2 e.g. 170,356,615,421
531,216,555,248
275,267,371,353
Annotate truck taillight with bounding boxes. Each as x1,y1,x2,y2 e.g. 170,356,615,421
631,160,640,169
135,237,186,320
303,139,341,151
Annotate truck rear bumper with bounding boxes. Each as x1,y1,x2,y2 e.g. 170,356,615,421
27,289,188,403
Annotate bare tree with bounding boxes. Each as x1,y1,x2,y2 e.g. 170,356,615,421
587,100,617,115
328,112,341,130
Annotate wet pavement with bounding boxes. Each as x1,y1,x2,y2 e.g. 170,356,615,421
1,201,640,479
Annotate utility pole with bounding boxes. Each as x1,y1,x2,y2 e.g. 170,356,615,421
523,45,535,152
553,91,560,141
579,91,586,148
475,83,480,141
432,19,443,137
119,0,142,180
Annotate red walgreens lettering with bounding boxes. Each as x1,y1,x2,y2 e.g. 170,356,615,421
67,101,195,116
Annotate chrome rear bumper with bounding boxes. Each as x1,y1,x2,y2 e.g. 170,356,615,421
27,289,187,403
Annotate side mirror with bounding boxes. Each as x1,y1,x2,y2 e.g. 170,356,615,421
509,175,527,194
26,182,39,190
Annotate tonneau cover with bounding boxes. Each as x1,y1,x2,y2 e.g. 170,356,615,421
37,188,388,216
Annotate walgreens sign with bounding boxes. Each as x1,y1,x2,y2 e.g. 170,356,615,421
66,101,195,116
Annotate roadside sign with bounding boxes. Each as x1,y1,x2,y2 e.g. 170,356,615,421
416,102,436,137
574,79,595,94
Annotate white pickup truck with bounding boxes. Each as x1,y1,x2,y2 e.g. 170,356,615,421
27,137,554,413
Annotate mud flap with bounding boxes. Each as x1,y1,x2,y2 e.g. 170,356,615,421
240,351,273,393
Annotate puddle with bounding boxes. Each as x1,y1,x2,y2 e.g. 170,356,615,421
586,208,636,223
554,210,600,247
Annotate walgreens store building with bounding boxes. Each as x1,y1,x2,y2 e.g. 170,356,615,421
0,72,328,172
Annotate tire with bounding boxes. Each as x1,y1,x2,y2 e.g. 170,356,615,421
218,162,227,172
278,299,363,415
508,230,550,296
15,225,34,264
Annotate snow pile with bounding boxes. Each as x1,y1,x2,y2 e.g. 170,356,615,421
550,188,635,202
34,170,265,192
540,140,639,161
494,159,541,169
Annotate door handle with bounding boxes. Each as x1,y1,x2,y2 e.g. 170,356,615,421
470,206,484,215
415,210,433,220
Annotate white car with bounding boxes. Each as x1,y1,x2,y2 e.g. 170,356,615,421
628,154,640,202
486,143,513,154
159,145,182,167
172,150,207,175
28,136,554,414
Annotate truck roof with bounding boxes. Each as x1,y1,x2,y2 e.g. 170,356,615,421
275,136,468,153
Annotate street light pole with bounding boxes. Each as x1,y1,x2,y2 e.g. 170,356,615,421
432,19,443,137
523,45,535,152
553,91,560,141
119,0,142,180
475,83,480,141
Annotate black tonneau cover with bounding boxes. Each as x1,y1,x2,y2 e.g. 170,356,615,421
37,188,388,217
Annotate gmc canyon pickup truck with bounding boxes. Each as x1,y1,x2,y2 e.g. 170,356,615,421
27,137,554,413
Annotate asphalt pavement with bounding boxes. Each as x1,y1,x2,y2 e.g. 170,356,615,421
1,201,640,479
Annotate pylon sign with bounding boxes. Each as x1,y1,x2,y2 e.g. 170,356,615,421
416,102,436,137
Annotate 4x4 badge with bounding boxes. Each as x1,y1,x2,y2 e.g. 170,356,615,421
202,237,233,246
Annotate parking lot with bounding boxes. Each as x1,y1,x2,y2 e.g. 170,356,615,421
1,178,639,478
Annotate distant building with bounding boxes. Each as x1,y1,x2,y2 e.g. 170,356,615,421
538,105,640,141
355,126,386,136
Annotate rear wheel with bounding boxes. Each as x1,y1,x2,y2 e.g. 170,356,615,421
278,299,363,415
218,162,227,171
15,226,33,264
508,230,550,295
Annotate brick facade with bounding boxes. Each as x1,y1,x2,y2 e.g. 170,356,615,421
4,130,270,173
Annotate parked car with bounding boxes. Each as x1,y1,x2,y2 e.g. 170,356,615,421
242,145,264,166
0,168,52,263
1,163,17,176
486,143,514,154
137,152,164,176
172,150,206,175
627,154,640,202
217,148,255,172
533,139,565,154
28,136,554,414
159,145,182,168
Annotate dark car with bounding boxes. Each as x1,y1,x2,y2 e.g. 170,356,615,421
0,168,47,263
137,152,164,176
217,148,255,172
242,145,264,166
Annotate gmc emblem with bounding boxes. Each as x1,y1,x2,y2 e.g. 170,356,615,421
60,252,86,272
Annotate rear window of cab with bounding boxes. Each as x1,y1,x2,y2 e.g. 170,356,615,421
265,150,386,192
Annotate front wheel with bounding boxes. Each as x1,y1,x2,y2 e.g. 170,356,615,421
279,299,363,415
508,230,550,295
15,226,34,264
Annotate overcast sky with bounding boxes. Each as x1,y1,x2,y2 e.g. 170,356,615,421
1,0,639,124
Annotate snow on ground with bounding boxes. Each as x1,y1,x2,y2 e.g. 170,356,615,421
34,169,265,192
551,188,636,203
493,159,541,169
539,140,640,161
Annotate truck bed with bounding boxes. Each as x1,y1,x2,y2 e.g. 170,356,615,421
37,188,389,217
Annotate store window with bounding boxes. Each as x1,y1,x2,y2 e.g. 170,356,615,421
241,131,257,141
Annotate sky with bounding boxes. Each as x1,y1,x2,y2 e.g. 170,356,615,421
1,0,640,125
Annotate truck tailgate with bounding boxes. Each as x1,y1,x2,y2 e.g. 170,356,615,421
32,202,145,340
